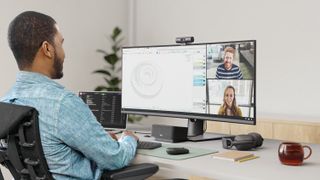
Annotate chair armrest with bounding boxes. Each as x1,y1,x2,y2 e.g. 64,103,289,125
102,163,159,180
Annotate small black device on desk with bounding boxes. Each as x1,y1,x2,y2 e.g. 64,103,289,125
166,147,189,155
151,124,188,143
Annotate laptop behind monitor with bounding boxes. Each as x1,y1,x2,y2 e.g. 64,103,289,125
78,91,127,130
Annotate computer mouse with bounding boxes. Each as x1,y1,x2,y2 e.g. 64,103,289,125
166,147,189,155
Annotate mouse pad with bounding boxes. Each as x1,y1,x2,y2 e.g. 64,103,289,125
137,144,218,160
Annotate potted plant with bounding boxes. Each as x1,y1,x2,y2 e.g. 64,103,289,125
93,27,122,91
93,27,143,123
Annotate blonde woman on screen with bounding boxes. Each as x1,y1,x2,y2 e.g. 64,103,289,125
218,85,242,117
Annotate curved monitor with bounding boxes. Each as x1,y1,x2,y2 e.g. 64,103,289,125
121,40,256,127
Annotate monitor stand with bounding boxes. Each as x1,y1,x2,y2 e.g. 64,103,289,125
187,119,230,142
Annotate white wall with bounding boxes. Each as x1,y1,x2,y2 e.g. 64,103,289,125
0,0,129,96
132,0,320,122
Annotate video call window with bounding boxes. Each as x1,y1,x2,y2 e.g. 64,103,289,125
206,41,255,120
207,41,255,80
207,79,254,118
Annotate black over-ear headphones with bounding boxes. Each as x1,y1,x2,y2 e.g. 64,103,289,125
222,132,264,151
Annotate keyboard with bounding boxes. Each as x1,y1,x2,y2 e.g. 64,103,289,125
137,141,162,149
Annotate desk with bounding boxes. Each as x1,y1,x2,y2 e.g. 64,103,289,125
134,135,320,180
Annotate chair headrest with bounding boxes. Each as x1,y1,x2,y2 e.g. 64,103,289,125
0,102,37,139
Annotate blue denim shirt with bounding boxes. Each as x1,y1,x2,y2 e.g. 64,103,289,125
1,71,137,180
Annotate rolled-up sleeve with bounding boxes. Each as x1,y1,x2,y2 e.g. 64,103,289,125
55,93,137,170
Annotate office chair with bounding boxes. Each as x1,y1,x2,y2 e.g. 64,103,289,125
0,102,158,180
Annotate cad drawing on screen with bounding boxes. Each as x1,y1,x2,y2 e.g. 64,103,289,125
131,62,163,98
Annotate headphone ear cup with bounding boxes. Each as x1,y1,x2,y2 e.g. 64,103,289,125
233,135,255,151
248,132,264,148
222,137,235,149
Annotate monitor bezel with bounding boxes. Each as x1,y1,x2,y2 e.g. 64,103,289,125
121,40,256,125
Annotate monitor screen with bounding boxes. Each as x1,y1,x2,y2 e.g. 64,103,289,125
79,91,127,129
122,40,256,125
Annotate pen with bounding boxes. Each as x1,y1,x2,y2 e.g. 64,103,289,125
237,156,259,163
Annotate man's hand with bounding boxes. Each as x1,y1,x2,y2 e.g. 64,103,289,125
120,130,139,141
108,132,118,141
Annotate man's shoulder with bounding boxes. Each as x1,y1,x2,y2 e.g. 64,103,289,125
2,83,76,104
217,64,225,68
217,64,226,71
37,83,74,99
232,64,240,69
51,88,79,104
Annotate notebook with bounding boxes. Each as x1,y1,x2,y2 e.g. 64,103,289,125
211,150,254,162
78,91,127,130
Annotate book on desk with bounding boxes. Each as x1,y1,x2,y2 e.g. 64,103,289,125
211,150,257,162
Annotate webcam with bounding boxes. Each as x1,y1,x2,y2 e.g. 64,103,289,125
176,36,194,44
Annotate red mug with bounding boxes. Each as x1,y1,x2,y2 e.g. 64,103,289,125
278,142,312,166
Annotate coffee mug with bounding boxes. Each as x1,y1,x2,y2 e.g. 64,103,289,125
278,142,312,166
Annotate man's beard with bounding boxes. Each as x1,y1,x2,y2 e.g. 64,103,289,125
52,52,63,79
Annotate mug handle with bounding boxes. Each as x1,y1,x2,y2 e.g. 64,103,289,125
303,145,312,160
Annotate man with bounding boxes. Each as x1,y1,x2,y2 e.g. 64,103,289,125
1,11,138,179
215,47,243,79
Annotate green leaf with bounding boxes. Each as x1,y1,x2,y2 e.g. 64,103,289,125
111,27,121,41
104,54,118,65
128,115,143,123
92,70,111,76
104,77,111,84
109,77,120,86
94,86,109,91
112,45,121,53
104,78,120,86
107,87,121,91
96,49,108,55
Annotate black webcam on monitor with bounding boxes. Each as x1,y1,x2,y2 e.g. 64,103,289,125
175,36,194,44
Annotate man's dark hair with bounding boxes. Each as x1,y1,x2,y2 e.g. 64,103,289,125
8,11,57,69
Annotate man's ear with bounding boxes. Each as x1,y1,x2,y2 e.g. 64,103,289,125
41,41,54,58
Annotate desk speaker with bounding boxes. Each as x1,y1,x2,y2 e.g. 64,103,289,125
151,124,188,143
222,132,264,151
